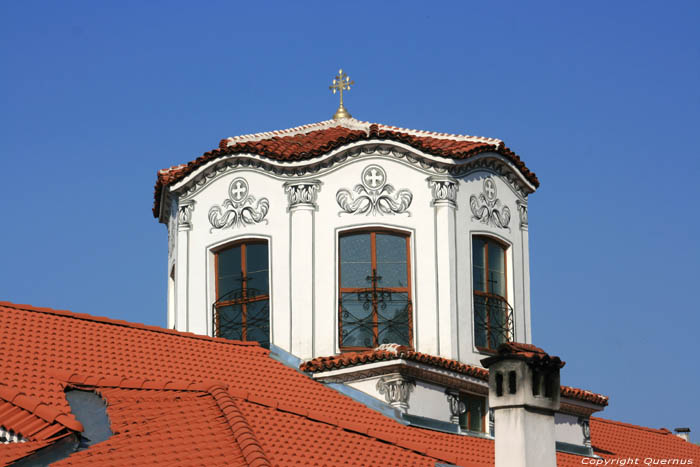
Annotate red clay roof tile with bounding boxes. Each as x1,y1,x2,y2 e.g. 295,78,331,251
152,119,540,217
1,300,697,465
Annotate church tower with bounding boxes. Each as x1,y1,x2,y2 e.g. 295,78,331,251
154,69,537,368
153,71,604,455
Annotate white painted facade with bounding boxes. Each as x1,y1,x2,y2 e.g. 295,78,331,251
160,120,535,366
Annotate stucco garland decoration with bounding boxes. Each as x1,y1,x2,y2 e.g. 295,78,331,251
336,164,413,216
208,177,269,231
470,177,511,230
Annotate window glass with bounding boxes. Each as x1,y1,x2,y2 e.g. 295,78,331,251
215,241,270,348
246,243,269,294
487,242,506,297
340,233,372,288
472,236,511,351
339,230,412,350
472,237,486,292
459,394,485,432
376,233,407,287
218,246,242,299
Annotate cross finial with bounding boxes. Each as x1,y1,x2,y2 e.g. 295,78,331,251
329,68,354,120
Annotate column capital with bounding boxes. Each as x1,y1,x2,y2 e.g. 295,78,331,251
376,374,415,412
428,176,459,207
445,389,466,424
284,180,322,209
177,200,195,231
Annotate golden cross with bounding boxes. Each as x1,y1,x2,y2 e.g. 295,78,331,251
329,69,354,120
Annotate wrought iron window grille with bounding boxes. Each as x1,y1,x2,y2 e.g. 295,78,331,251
213,275,270,348
339,269,412,349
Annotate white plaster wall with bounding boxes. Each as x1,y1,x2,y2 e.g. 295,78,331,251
555,412,586,446
408,380,452,422
165,147,532,365
456,171,531,367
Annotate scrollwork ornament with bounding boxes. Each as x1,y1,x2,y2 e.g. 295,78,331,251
336,164,413,216
208,178,270,231
470,177,511,230
284,180,321,208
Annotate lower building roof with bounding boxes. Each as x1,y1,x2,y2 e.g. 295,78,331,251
0,301,697,466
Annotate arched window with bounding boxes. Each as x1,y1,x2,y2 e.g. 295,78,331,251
472,236,513,351
214,240,270,348
339,230,412,350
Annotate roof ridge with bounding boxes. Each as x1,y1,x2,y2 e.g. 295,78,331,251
591,416,676,435
222,119,369,145
0,300,263,350
0,383,83,434
209,386,271,467
227,387,458,465
375,122,502,144
51,370,227,393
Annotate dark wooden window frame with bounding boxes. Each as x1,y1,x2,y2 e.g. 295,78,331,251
459,392,486,433
338,228,413,351
473,235,511,352
213,239,269,341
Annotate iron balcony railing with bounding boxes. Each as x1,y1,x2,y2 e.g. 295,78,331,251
473,293,514,351
339,286,412,349
213,286,270,349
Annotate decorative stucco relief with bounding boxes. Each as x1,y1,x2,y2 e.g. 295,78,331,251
429,176,459,207
336,164,413,216
168,199,178,264
470,177,511,230
579,417,592,448
177,200,195,231
208,177,269,231
178,144,532,205
376,374,415,411
516,200,528,230
284,180,322,209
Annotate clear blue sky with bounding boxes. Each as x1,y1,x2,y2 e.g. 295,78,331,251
2,1,698,440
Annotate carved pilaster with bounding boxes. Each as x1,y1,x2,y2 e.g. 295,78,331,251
517,200,528,231
177,200,195,231
376,375,415,411
284,180,322,209
429,176,459,207
445,389,466,424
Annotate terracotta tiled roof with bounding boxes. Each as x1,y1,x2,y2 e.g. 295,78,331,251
300,345,490,381
301,347,608,407
152,118,539,217
0,438,58,466
1,300,696,465
0,384,82,441
556,417,700,467
560,385,610,406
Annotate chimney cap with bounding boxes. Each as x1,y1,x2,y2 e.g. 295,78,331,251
481,342,565,369
674,427,691,433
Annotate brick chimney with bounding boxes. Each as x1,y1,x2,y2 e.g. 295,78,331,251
482,343,565,467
